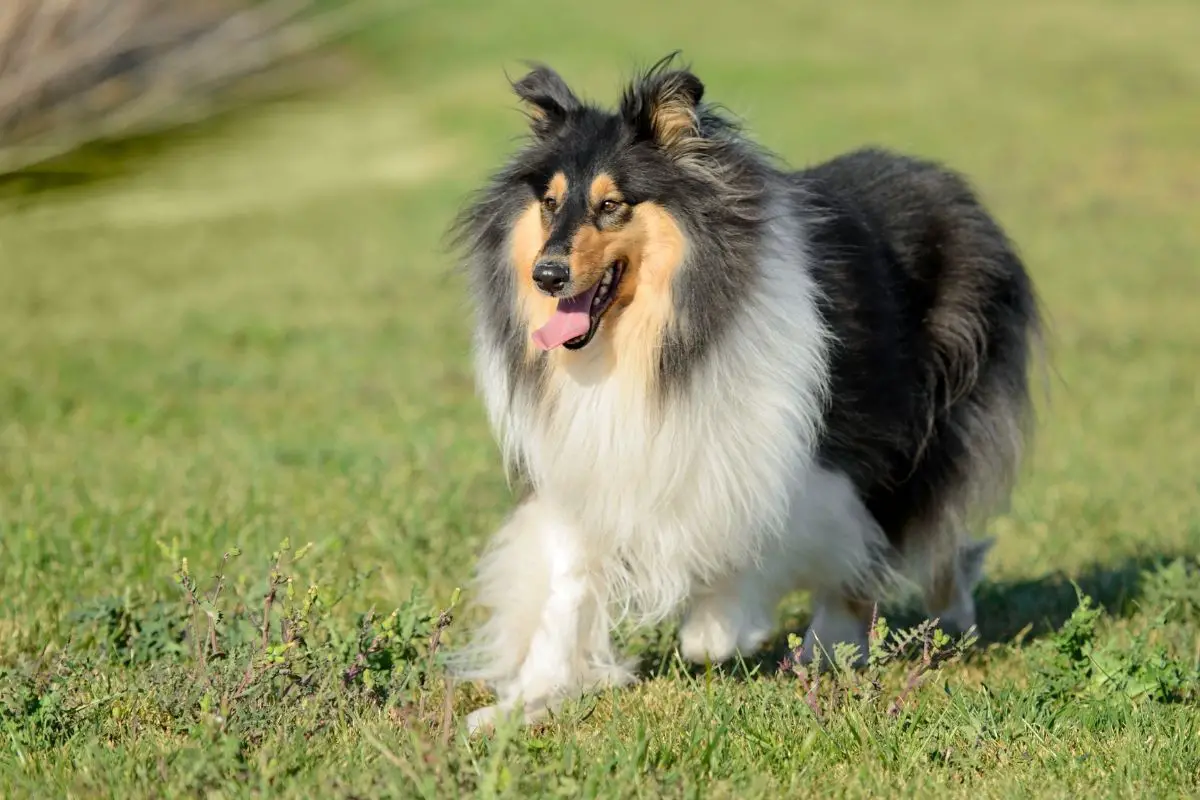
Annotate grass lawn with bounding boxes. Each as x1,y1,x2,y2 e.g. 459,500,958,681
2,0,1199,796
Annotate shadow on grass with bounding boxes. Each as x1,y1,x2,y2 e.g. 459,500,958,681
0,120,241,205
971,552,1181,644
637,552,1185,681
0,83,340,205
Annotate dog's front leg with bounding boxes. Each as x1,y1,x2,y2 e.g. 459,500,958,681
463,498,616,734
679,569,776,664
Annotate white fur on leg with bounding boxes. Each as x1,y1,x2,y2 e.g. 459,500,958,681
784,467,891,668
509,518,589,696
473,506,589,728
679,466,895,666
460,498,633,734
800,592,870,667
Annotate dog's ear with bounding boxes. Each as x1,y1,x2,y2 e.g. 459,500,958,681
511,64,580,137
620,53,705,155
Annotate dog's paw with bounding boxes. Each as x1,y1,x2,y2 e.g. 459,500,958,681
465,704,505,736
679,602,772,664
932,597,977,638
679,609,738,663
464,700,550,736
679,608,768,664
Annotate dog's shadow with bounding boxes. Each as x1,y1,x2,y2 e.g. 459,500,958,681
634,553,1184,682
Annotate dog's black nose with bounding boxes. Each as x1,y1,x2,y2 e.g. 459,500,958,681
532,260,570,295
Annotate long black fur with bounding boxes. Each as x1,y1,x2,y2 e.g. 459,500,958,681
795,149,1039,549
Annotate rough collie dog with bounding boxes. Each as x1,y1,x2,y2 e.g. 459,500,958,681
451,55,1040,732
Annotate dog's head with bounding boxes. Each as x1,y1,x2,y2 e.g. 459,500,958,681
502,55,714,354
458,53,766,389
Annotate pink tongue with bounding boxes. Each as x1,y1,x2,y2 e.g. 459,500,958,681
531,282,602,350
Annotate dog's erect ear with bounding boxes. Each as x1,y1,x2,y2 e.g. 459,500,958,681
620,53,705,154
511,64,580,137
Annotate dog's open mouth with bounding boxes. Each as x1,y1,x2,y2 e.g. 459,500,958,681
531,262,625,351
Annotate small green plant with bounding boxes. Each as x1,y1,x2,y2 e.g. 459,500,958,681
0,538,464,778
780,609,978,722
1139,557,1200,624
1031,583,1198,708
163,537,461,718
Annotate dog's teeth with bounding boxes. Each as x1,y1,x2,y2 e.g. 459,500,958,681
591,267,618,311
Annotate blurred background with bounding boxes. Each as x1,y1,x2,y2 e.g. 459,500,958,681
2,0,1198,650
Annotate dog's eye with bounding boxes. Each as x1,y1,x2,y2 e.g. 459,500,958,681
541,196,558,213
599,199,621,214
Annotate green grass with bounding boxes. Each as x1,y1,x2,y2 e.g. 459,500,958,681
3,0,1200,796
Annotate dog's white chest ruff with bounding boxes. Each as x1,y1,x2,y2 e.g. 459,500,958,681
496,211,832,621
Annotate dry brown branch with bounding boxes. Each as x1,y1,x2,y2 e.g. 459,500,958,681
0,0,360,174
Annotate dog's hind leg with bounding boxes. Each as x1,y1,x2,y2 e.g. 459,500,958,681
799,591,875,667
791,468,895,668
922,536,994,636
461,498,630,734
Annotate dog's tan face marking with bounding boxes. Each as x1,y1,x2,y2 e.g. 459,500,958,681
561,172,632,294
604,202,685,388
511,201,555,360
545,172,568,213
588,173,622,207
